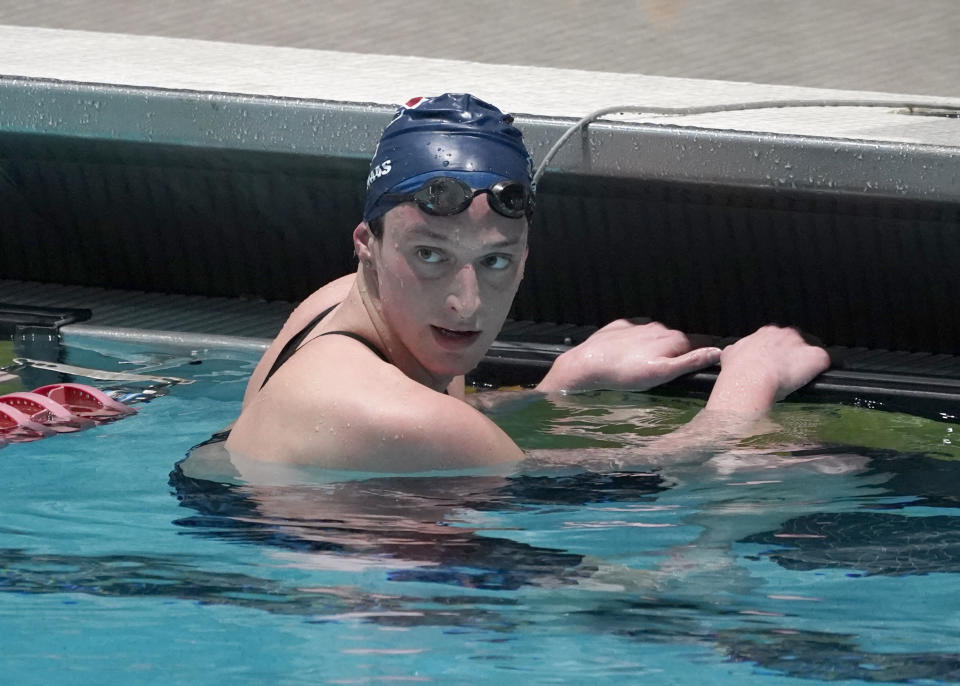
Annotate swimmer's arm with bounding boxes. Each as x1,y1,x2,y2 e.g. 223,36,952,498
230,388,524,471
520,326,830,469
634,326,828,462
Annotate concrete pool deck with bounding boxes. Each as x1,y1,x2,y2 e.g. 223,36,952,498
0,0,957,98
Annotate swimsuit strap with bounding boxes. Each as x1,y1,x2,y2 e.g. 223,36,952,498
259,304,338,391
258,303,388,391
257,301,442,396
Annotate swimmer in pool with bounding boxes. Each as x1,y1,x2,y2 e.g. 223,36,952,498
225,93,829,471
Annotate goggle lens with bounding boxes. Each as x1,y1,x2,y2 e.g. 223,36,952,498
423,177,470,215
490,181,529,216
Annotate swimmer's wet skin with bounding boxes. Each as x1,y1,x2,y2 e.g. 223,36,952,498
222,93,829,474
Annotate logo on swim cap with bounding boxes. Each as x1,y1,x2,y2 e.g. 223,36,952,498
363,93,533,223
366,159,392,188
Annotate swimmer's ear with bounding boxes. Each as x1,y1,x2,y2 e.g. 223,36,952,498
353,222,376,267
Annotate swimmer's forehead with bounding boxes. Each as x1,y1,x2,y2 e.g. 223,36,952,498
405,225,526,248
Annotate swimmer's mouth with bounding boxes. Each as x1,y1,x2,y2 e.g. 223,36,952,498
431,326,481,343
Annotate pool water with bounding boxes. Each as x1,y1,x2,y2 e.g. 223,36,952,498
2,336,960,685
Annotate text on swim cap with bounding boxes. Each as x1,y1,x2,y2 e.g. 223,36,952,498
367,159,392,188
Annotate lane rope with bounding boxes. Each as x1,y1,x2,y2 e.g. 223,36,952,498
3,358,193,386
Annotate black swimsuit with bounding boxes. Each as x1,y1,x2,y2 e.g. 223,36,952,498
258,303,387,391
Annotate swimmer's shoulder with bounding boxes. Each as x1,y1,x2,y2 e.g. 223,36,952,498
228,338,522,470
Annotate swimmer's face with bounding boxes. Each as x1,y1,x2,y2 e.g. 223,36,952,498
368,194,528,379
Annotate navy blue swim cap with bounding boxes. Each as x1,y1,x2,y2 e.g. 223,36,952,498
363,93,533,223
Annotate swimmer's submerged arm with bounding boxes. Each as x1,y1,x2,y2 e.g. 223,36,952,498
464,386,549,414
464,384,752,470
518,409,763,472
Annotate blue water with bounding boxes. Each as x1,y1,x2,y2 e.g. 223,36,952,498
2,335,960,685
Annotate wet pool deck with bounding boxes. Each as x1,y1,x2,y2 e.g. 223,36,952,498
1,0,957,98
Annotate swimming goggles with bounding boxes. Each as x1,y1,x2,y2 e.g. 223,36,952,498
383,176,535,219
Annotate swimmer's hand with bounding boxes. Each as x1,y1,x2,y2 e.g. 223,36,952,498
536,320,722,393
705,325,830,416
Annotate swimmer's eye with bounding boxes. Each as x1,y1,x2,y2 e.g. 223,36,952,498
415,247,444,264
481,254,512,270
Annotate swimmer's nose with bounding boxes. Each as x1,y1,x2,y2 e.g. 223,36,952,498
447,263,481,319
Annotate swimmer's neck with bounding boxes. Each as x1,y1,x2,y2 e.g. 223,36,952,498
350,266,454,393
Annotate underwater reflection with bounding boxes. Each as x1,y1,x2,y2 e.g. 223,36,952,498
170,457,668,591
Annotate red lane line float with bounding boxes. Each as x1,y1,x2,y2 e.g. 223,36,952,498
31,383,138,423
0,383,140,448
0,392,96,432
0,402,57,442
